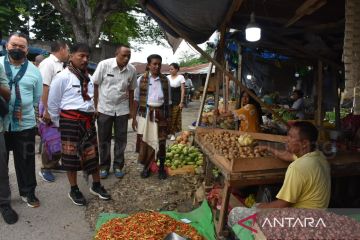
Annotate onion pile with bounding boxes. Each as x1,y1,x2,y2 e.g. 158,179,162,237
201,132,270,161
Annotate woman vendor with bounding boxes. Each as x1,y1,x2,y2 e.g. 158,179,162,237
233,89,262,132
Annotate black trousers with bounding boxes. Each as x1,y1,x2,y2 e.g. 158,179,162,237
5,128,37,197
0,132,11,205
97,113,128,171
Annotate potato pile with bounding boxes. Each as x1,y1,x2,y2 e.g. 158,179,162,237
175,131,192,145
201,132,270,161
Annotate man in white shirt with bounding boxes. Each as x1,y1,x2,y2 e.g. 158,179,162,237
133,54,172,180
290,90,305,120
38,40,69,182
93,44,137,179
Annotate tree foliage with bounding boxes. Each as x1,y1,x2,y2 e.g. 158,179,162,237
45,0,164,48
0,0,165,51
179,46,213,67
0,0,29,36
30,2,73,41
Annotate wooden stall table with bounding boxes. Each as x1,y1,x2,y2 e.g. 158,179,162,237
195,127,360,237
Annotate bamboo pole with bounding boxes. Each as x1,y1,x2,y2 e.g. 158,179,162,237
195,59,214,127
144,3,288,127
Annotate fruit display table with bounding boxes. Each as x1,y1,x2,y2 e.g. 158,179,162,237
194,127,360,236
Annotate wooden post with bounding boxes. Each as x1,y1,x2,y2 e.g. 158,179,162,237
236,47,243,109
316,61,324,133
196,60,214,127
333,68,341,129
217,181,231,236
213,27,227,128
224,62,229,112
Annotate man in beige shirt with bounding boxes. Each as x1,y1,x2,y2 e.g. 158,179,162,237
93,44,137,179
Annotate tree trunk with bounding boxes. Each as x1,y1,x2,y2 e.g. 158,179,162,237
48,0,124,48
343,0,360,114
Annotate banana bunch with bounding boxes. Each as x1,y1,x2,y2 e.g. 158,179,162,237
244,194,256,208
238,134,254,146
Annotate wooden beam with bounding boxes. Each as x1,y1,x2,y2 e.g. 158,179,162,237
144,2,289,127
222,0,244,28
285,0,327,27
280,19,344,36
266,32,343,70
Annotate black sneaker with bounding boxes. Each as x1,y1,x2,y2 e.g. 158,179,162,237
68,188,87,206
89,185,111,200
140,168,150,178
21,192,40,208
158,168,167,180
0,204,18,224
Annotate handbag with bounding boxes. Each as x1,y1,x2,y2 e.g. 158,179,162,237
0,96,8,118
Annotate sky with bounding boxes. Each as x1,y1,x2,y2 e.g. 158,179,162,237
129,32,217,64
130,40,205,64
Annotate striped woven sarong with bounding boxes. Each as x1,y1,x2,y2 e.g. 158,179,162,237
169,105,182,134
59,110,98,174
137,107,168,169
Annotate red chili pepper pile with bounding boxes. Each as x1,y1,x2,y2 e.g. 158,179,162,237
95,212,204,240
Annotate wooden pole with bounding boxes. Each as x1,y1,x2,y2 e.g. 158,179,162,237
236,47,243,109
213,26,227,128
144,3,289,127
333,68,341,129
224,62,229,112
196,59,214,127
316,60,324,128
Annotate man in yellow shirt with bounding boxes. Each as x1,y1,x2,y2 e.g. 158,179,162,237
257,121,331,209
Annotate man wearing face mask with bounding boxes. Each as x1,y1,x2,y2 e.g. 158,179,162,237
0,32,43,208
93,44,137,179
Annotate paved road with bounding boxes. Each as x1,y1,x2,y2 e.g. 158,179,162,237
0,101,200,240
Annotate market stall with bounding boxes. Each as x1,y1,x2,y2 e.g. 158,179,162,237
195,127,360,236
138,0,360,238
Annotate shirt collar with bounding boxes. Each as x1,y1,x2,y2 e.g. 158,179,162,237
149,73,160,81
112,58,128,72
49,54,61,62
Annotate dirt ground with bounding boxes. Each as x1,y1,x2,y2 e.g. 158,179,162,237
0,100,203,240
86,100,203,229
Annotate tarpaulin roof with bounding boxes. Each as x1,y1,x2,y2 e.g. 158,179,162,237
141,0,232,44
140,0,345,64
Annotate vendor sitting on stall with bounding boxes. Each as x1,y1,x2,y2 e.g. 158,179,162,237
256,121,331,209
233,89,262,132
290,89,305,120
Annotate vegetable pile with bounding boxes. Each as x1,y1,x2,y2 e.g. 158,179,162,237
175,131,192,145
94,212,204,240
164,144,204,170
201,132,270,161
